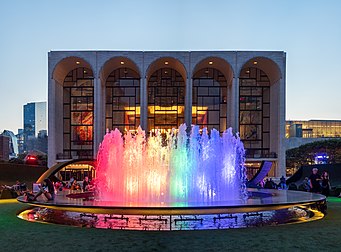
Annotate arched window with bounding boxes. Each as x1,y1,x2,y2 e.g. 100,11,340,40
63,67,94,159
148,68,185,133
105,68,140,132
239,67,270,158
192,68,227,132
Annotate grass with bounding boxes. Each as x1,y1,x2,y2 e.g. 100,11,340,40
0,198,341,252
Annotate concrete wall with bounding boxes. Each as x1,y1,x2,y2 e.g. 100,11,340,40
285,137,336,151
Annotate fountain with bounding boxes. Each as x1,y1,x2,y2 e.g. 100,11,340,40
17,125,327,230
95,124,247,206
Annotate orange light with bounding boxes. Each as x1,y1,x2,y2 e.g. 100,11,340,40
164,61,169,65
208,61,213,65
76,61,80,65
120,61,125,65
253,61,258,65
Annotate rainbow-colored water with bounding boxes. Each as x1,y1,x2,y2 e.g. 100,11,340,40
96,124,246,206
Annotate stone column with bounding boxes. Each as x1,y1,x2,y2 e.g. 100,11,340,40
231,77,240,132
185,77,192,128
93,76,103,158
48,79,56,168
277,77,286,177
140,77,148,131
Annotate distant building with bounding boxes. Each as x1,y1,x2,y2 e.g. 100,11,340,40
285,120,341,150
23,102,47,152
36,130,48,153
286,120,341,138
1,130,18,158
16,129,24,154
0,135,10,161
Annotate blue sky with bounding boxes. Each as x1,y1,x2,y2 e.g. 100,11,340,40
0,0,340,133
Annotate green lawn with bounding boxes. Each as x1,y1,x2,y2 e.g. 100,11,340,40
0,198,341,252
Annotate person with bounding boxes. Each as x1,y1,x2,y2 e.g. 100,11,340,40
309,168,321,193
298,177,311,192
70,179,81,190
264,178,276,189
54,181,64,191
278,176,288,190
321,171,331,197
32,178,55,201
82,176,90,192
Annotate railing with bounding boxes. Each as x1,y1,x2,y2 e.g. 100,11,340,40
245,152,277,159
56,153,94,160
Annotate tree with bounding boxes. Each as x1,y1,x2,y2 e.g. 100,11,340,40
286,139,341,171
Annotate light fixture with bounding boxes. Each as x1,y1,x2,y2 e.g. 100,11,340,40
76,61,80,65
120,61,125,65
205,70,209,74
208,61,213,65
164,61,169,65
253,61,258,65
246,70,250,74
84,70,87,74
164,71,168,74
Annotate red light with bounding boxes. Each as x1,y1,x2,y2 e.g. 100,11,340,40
28,156,37,160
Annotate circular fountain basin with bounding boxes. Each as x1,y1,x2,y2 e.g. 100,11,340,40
17,189,326,230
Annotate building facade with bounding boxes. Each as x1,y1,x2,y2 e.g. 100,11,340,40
0,135,10,161
23,102,47,152
285,120,341,151
48,51,286,177
1,130,18,158
286,120,341,138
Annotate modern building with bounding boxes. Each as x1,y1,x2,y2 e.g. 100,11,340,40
286,120,341,138
48,50,286,177
0,135,10,161
285,120,341,150
1,130,19,158
23,102,47,152
16,129,24,154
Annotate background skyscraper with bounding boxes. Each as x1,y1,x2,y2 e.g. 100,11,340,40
23,102,47,152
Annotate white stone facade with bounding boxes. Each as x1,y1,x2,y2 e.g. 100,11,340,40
48,50,286,177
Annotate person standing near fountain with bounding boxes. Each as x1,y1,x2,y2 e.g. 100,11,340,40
321,171,331,197
309,168,321,193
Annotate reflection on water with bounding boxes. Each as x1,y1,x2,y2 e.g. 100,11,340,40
18,205,323,231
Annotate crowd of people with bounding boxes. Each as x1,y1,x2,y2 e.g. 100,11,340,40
257,176,288,190
24,176,95,201
256,168,341,198
0,180,28,198
4,169,341,201
307,168,332,197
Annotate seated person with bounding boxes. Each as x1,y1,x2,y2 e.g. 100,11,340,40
82,176,90,192
87,179,96,191
31,179,55,201
70,179,81,190
54,181,64,191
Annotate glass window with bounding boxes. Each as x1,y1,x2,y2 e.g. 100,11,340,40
192,68,228,133
148,68,185,133
105,68,140,132
63,67,94,159
239,67,270,158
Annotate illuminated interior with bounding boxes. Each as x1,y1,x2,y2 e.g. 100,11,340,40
192,68,227,133
63,67,94,159
105,67,140,132
147,68,185,132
